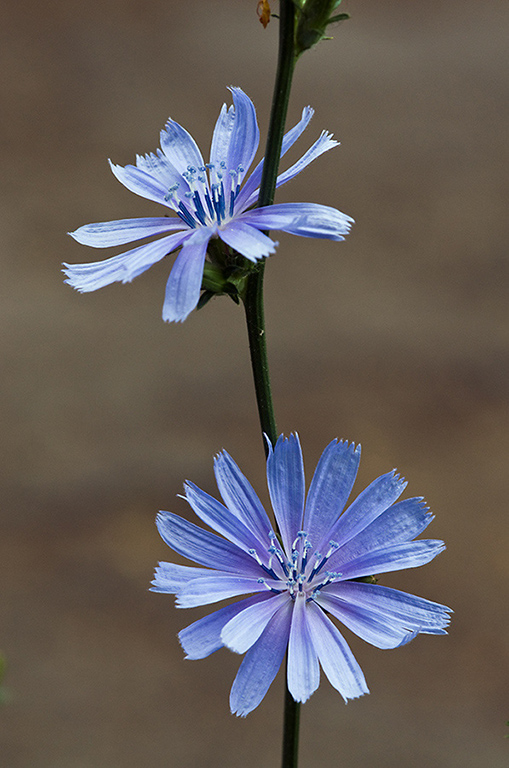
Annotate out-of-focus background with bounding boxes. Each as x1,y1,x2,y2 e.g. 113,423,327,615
1,1,508,766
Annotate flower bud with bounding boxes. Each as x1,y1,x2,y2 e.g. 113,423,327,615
294,0,349,55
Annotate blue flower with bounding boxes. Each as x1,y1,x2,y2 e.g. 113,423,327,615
152,434,451,716
64,88,353,322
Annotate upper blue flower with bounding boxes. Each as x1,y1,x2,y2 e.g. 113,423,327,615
64,88,354,322
152,434,451,716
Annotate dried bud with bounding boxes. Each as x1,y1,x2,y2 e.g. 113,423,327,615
257,0,271,29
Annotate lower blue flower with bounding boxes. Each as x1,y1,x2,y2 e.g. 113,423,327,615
152,434,452,716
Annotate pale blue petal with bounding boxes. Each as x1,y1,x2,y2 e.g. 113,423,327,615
328,498,434,570
230,600,293,717
236,106,314,210
302,439,361,550
306,601,369,701
210,103,236,169
69,217,185,248
155,511,261,576
160,118,205,176
150,561,207,593
280,106,314,155
184,481,262,552
219,221,277,262
63,230,192,292
225,88,259,183
221,592,289,653
315,592,418,649
136,150,184,191
274,130,339,189
241,129,339,210
337,539,446,581
239,203,354,241
179,593,273,659
213,450,273,548
109,160,168,205
176,573,275,608
287,598,320,703
326,470,408,549
266,434,305,556
162,228,212,322
324,581,452,634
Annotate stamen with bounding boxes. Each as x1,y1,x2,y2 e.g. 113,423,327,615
308,541,340,581
204,188,215,219
192,191,207,225
287,578,297,598
292,530,307,551
219,181,226,221
177,201,197,229
211,184,222,223
249,548,279,580
301,539,312,571
164,183,180,206
257,577,283,595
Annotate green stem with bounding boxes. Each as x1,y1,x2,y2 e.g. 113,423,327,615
243,0,297,451
242,2,301,767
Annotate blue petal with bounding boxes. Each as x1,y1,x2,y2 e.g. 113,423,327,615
315,592,419,649
302,439,361,551
69,217,186,248
236,106,314,210
178,593,273,659
287,597,320,703
184,481,263,552
156,511,261,576
150,561,207,593
306,601,369,701
63,230,192,292
328,498,434,570
219,221,277,262
225,88,260,183
210,102,236,169
160,118,205,176
213,450,273,549
327,470,408,548
109,161,168,205
266,434,305,556
274,130,339,190
162,228,212,322
324,581,452,634
176,573,273,608
241,129,339,210
221,592,289,653
239,203,354,241
229,600,293,717
337,539,446,581
136,149,184,191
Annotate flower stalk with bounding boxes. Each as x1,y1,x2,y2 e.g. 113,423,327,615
243,0,297,451
242,1,301,765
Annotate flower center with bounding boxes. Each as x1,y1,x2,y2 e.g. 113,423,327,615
250,531,342,603
164,162,244,229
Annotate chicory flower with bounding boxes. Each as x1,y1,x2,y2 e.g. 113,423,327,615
64,88,353,322
152,434,451,716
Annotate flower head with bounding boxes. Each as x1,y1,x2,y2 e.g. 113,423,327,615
64,88,353,322
152,434,451,716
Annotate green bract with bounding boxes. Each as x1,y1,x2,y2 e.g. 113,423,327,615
293,0,349,55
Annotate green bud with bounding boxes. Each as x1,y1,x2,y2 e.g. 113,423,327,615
294,0,349,55
198,240,255,310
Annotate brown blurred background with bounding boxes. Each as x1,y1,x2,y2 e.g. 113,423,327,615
1,1,508,766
